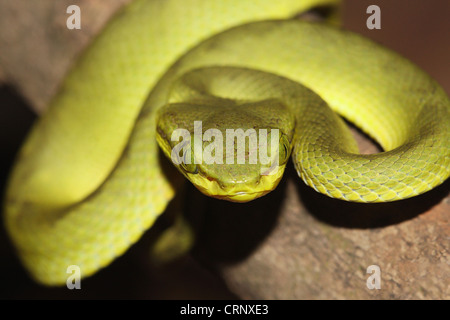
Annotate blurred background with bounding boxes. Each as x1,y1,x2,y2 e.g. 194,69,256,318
0,0,449,299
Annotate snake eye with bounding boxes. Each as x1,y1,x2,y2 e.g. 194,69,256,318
278,134,290,165
180,150,198,174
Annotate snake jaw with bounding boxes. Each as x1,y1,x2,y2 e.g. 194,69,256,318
210,190,273,203
183,163,287,202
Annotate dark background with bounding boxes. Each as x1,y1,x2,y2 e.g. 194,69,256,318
0,0,449,299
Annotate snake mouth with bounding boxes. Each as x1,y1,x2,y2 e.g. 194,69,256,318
210,189,273,203
184,165,286,203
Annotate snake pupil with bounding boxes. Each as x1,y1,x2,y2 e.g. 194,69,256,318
278,135,290,165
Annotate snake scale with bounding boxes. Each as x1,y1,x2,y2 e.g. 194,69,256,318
4,0,449,285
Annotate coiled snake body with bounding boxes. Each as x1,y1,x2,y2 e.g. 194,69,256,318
4,0,449,285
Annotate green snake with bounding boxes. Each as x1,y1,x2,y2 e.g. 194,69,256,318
4,0,449,285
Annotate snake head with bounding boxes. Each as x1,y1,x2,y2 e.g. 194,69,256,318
156,100,294,202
